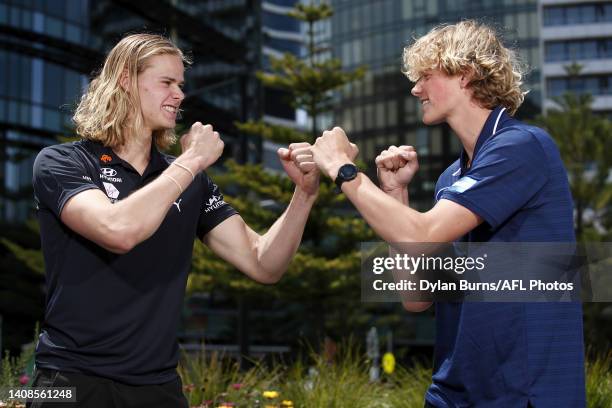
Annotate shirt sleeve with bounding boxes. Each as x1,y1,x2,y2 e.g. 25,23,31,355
438,129,549,229
196,173,238,238
33,146,100,218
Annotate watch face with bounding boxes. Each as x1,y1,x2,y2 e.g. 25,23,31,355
339,164,358,180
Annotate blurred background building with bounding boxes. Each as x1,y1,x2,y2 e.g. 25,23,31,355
540,0,612,116
329,0,543,209
1,0,610,358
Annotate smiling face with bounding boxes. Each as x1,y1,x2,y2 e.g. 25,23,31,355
410,69,465,125
136,54,185,133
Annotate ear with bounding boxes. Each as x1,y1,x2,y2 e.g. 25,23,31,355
119,69,130,92
459,68,474,89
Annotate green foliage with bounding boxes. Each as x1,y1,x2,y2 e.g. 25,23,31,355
235,121,310,144
534,86,612,354
175,343,610,408
0,239,44,276
585,351,612,408
0,323,38,388
534,92,612,241
186,2,372,344
258,55,366,123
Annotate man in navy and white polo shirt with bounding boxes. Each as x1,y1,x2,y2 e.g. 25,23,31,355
308,21,585,407
30,34,319,407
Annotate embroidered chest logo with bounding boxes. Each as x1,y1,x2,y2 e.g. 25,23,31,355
101,168,117,177
99,167,123,183
100,154,112,163
173,198,182,213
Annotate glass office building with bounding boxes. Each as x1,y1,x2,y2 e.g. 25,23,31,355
0,0,96,221
540,0,612,115
0,0,262,222
330,0,541,209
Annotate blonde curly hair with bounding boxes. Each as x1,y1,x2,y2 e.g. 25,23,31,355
402,20,528,115
73,33,191,149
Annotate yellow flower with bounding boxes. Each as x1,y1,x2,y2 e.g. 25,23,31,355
263,390,280,399
382,352,396,374
281,400,294,407
264,406,276,408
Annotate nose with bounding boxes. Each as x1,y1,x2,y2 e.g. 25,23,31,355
411,81,421,97
174,86,185,102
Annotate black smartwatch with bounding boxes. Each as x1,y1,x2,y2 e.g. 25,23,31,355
334,163,359,191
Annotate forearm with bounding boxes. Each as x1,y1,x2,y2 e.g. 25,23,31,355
254,187,316,281
342,174,430,243
385,186,409,205
110,155,200,248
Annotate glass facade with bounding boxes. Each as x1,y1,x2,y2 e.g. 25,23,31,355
543,2,612,26
0,0,92,221
545,38,612,62
0,0,90,45
547,75,612,97
261,0,302,122
0,0,261,222
330,0,541,209
541,1,612,114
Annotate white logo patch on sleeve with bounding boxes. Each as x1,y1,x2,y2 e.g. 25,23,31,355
103,182,120,200
449,176,478,193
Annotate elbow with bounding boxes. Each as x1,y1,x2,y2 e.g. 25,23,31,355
100,222,140,254
106,240,135,255
402,301,432,312
254,269,282,285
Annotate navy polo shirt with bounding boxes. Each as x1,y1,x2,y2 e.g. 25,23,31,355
32,139,237,385
426,107,585,407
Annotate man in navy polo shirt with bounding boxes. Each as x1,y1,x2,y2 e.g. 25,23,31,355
30,34,318,407
309,21,585,407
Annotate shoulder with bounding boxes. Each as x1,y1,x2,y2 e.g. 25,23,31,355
492,123,557,151
436,159,461,189
480,124,554,165
35,140,89,167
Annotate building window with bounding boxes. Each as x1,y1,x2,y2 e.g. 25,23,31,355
545,38,612,62
544,3,612,26
547,75,612,97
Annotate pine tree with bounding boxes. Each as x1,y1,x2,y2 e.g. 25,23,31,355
534,64,612,241
186,2,372,347
534,63,612,353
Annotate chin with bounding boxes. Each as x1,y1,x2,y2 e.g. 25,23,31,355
422,114,444,126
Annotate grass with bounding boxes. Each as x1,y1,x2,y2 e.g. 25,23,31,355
176,343,611,408
1,340,610,407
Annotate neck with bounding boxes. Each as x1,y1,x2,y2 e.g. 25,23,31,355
446,102,492,162
113,128,153,175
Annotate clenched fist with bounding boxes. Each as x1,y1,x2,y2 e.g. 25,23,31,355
375,145,419,193
277,142,320,196
180,122,224,171
311,127,359,180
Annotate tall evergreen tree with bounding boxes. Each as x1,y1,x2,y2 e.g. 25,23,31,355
186,2,370,347
534,64,612,241
534,64,612,353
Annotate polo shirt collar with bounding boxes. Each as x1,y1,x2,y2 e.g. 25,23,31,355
460,106,509,172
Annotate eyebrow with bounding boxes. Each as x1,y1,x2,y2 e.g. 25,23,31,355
160,76,185,86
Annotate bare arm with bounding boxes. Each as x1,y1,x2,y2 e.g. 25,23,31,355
203,187,316,284
376,146,432,311
311,128,483,309
60,123,223,253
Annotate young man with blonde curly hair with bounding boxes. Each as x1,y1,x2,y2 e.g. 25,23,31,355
30,33,318,407
309,21,585,407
